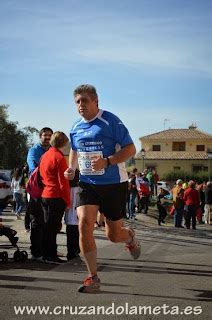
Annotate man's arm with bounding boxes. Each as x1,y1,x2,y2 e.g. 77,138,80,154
27,148,38,174
91,143,136,171
69,149,78,169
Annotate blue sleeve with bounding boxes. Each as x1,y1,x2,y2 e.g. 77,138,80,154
111,114,133,147
27,146,41,174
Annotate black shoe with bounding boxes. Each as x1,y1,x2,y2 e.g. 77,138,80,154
10,236,19,246
44,257,66,264
67,255,82,264
67,253,80,260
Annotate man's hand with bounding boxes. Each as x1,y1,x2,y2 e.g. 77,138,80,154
91,157,107,171
64,167,75,180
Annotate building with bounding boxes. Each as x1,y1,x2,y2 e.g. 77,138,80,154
135,125,212,179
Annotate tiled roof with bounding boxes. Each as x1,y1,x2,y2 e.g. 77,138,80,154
135,151,209,160
140,128,212,140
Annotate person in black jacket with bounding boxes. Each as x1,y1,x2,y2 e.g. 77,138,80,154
157,187,169,226
204,181,212,224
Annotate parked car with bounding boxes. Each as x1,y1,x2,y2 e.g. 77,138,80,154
156,181,170,193
0,171,13,209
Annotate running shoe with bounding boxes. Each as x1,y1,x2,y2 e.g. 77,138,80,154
78,275,100,293
125,228,141,260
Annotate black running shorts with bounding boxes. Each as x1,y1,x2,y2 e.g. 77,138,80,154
77,181,128,221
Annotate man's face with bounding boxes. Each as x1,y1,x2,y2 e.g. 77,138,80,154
74,93,98,120
40,130,52,147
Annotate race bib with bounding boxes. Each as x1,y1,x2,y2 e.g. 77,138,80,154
78,151,105,175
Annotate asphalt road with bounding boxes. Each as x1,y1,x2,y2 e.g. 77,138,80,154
0,207,212,320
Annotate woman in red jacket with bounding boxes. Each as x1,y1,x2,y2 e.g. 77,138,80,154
183,180,200,230
40,131,71,264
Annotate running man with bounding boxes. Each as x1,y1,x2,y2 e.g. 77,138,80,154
65,84,140,293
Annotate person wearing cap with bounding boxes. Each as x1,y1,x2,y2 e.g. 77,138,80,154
183,180,200,229
171,179,185,228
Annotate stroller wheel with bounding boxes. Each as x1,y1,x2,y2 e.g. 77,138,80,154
13,250,22,262
1,251,8,263
20,251,28,261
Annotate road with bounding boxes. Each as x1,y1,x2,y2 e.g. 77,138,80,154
0,207,212,320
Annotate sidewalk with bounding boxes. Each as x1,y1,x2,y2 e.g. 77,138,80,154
0,205,161,259
1,205,212,320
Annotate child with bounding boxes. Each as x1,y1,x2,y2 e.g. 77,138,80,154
64,170,80,261
11,168,25,219
157,187,170,226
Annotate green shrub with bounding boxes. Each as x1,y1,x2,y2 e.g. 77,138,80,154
162,171,209,184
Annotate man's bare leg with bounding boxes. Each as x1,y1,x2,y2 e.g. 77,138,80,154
104,218,133,243
105,218,141,259
77,205,98,276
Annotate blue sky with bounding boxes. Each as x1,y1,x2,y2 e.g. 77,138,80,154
0,0,212,151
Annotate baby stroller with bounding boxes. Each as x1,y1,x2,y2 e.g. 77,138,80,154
0,225,28,262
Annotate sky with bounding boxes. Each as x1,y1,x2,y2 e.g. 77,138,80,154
0,0,212,151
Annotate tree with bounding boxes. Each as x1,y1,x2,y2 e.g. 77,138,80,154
0,105,39,169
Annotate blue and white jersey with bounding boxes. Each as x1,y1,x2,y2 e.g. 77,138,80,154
70,109,133,185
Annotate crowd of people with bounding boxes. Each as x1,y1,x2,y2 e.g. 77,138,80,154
157,179,212,229
126,169,212,229
127,168,159,220
2,84,212,295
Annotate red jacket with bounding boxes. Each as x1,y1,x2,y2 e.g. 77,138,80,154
40,147,71,208
183,187,200,206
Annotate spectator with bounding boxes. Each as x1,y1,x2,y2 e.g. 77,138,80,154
204,181,212,224
183,180,200,230
157,187,169,226
128,173,138,220
26,127,53,261
197,183,205,223
40,131,71,264
11,168,25,219
64,169,80,261
172,179,185,228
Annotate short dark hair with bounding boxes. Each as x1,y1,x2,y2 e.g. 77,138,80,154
39,127,53,137
73,84,98,100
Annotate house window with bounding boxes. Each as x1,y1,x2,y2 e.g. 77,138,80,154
173,166,181,171
172,142,185,151
193,165,203,173
152,145,161,151
196,145,205,151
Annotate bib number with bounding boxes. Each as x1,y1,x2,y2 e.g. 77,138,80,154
78,151,105,175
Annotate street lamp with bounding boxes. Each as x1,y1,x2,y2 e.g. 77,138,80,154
141,148,145,172
207,149,212,181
